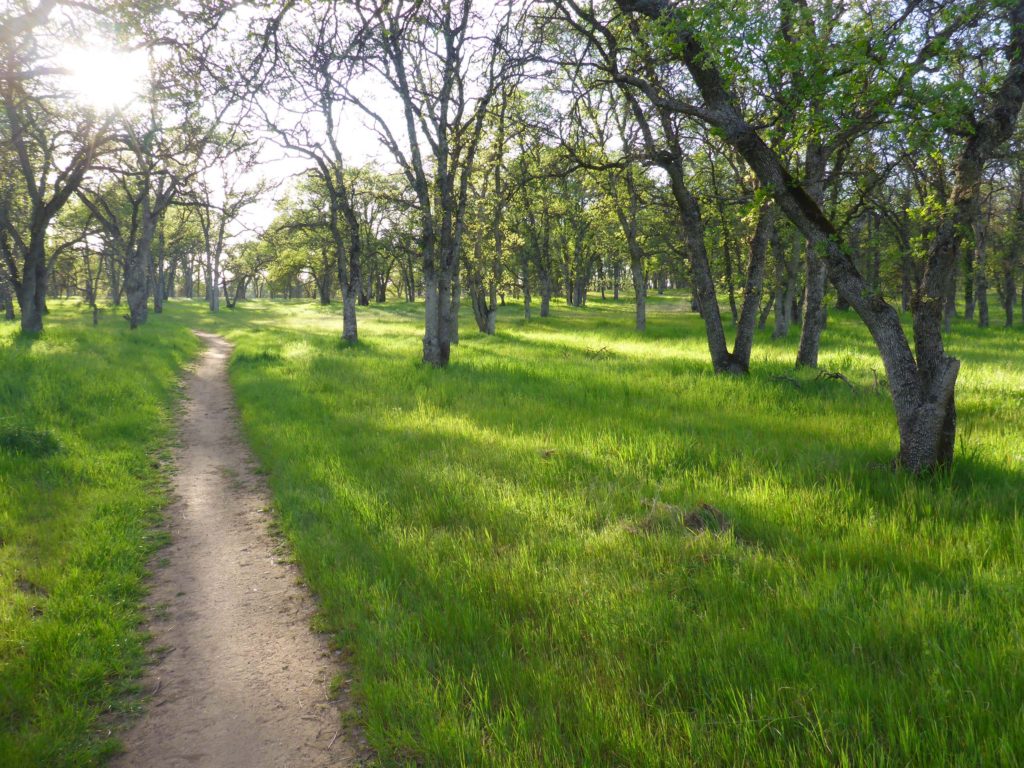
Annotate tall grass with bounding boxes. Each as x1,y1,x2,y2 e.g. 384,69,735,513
2,295,1020,766
0,305,198,767
173,295,1024,767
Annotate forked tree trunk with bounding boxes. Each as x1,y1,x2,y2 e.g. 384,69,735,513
471,285,497,334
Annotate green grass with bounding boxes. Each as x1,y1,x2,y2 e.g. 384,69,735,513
3,295,1022,766
0,304,199,767
168,294,1024,767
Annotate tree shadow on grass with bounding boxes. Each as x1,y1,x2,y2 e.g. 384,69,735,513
232,354,1018,765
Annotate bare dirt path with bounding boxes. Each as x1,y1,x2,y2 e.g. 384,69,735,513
113,331,362,768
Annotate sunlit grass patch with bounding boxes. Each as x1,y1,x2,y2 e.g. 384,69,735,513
0,306,198,767
169,294,1024,767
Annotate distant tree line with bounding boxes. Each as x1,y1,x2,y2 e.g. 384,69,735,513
3,0,1024,471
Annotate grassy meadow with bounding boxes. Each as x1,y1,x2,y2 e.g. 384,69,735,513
187,295,1022,767
2,294,1023,766
0,306,199,766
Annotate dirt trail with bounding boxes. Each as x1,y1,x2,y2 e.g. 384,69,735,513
113,331,361,768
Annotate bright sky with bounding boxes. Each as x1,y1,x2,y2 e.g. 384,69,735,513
59,44,149,112
57,39,406,239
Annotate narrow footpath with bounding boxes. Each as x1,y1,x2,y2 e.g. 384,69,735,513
113,331,361,768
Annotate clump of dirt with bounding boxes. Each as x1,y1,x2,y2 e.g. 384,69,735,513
14,577,48,596
633,500,732,535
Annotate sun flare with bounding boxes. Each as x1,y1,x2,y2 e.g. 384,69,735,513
61,45,149,112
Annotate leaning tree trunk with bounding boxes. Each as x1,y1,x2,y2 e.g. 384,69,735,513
663,162,732,372
612,0,1024,470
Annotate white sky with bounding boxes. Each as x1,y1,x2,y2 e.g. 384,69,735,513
53,7,409,242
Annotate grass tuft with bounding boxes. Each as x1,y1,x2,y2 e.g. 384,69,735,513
0,423,61,457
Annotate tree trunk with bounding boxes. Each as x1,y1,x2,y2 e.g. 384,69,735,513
539,272,552,317
975,225,989,328
727,205,776,374
422,269,451,366
631,258,646,332
341,284,358,344
448,269,461,344
18,235,47,334
773,230,798,338
522,259,532,321
796,244,826,367
964,244,976,320
663,163,731,372
0,276,14,321
153,224,165,315
125,239,152,330
470,282,496,334
1005,264,1016,327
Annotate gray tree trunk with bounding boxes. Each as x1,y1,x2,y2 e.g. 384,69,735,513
631,259,646,332
341,284,358,344
975,220,989,328
796,242,826,366
539,273,552,317
522,260,532,321
18,235,46,334
422,269,452,366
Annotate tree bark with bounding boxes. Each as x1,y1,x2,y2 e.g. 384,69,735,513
422,269,451,366
728,204,777,373
17,235,46,334
631,259,647,332
974,217,989,328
